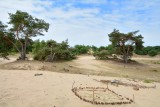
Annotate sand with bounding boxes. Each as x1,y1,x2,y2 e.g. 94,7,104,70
0,56,160,107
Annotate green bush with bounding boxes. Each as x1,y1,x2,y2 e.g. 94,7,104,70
134,49,147,55
54,49,75,60
73,45,90,55
33,40,75,61
93,50,110,60
148,50,158,57
33,47,50,61
134,46,160,56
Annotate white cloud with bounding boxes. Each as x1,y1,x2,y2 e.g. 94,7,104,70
78,0,107,4
0,0,160,46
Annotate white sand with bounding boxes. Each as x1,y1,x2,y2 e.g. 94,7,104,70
0,69,160,107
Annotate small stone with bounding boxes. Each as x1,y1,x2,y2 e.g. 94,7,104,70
133,87,139,91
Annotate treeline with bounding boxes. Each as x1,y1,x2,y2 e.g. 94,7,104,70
94,45,160,57
29,41,160,60
1,37,160,60
135,46,160,56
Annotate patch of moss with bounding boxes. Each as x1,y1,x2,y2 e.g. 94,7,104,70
143,79,153,83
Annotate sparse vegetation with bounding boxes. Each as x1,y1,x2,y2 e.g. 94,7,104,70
93,50,110,60
143,79,153,83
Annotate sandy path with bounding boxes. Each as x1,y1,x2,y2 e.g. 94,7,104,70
72,55,112,70
0,58,16,65
0,70,160,107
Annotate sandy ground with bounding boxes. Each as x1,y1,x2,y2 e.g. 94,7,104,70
1,55,160,81
0,70,160,107
0,56,160,107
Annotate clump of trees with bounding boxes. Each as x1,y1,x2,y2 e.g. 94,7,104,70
32,39,76,61
94,29,144,63
0,10,90,61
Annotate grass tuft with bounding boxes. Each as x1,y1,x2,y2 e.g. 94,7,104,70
143,79,153,83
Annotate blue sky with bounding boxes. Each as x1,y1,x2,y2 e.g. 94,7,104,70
0,0,160,46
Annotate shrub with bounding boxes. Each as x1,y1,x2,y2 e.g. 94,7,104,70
93,50,110,60
73,45,90,55
54,49,75,60
148,50,158,57
33,40,75,61
33,47,50,61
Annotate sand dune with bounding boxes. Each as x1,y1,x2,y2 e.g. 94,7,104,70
0,69,160,107
0,56,160,107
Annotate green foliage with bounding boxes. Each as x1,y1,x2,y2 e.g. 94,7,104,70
108,29,144,63
91,45,98,52
106,45,115,54
54,49,75,60
148,50,158,57
33,40,75,61
72,45,90,55
92,45,116,60
33,47,50,61
134,48,147,55
32,40,46,54
97,46,107,51
8,10,49,60
8,10,49,36
93,50,110,60
135,46,160,56
143,79,153,83
0,21,14,57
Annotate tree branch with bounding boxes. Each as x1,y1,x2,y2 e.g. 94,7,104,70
4,35,21,53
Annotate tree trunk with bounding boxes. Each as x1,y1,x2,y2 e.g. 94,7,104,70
15,29,26,60
20,44,26,60
123,54,128,63
20,36,28,60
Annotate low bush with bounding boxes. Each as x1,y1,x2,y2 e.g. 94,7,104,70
33,40,76,61
148,50,158,57
93,50,110,60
